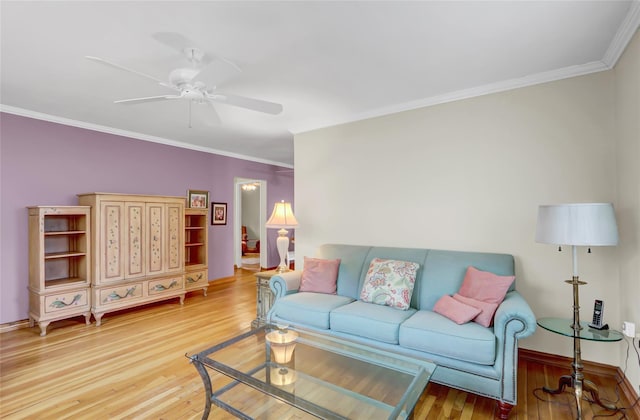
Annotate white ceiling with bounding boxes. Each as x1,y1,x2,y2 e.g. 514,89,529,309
2,1,638,167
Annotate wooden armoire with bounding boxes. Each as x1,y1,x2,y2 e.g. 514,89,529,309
77,193,186,325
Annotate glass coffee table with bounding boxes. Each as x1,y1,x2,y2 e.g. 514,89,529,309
187,325,436,419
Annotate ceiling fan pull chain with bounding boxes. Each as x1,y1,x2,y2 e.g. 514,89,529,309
189,100,193,128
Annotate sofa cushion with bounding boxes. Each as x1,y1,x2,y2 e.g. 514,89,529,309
433,295,481,324
458,266,515,304
360,258,419,310
271,292,354,330
453,293,499,327
399,310,496,365
330,301,416,344
299,256,341,294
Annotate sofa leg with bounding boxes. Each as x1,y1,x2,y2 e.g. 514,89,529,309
496,401,513,419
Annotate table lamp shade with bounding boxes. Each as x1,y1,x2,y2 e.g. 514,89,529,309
266,201,299,228
266,330,299,364
535,203,618,246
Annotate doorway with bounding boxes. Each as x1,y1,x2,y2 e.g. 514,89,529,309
234,178,267,270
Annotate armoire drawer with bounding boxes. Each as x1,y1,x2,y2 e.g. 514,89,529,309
99,283,143,306
184,270,207,289
148,276,183,296
44,289,90,314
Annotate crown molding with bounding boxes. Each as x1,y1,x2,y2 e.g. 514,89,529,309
290,60,610,135
603,0,640,67
0,105,293,169
291,2,640,136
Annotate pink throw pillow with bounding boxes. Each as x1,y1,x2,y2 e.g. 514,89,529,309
458,266,515,304
453,293,499,327
433,295,481,324
299,257,341,294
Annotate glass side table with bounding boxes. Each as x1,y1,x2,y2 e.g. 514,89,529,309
537,317,623,417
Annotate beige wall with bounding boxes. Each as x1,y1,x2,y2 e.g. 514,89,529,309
615,30,640,393
295,50,635,374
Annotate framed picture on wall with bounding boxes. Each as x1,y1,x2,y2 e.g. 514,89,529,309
187,190,209,209
211,202,227,225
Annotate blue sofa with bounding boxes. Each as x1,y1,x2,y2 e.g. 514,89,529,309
267,244,536,419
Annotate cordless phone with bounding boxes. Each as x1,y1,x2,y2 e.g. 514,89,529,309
589,299,608,330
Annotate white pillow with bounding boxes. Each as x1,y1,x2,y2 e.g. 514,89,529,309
360,258,419,310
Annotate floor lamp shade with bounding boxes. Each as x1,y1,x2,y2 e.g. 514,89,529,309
535,203,619,246
266,201,298,272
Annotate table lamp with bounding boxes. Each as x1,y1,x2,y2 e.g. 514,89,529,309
535,202,618,419
269,366,297,386
265,329,299,364
265,201,298,273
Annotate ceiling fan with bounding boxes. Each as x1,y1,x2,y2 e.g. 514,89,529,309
86,32,283,125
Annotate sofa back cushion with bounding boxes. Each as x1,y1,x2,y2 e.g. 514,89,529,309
316,244,372,299
358,247,428,308
299,256,341,294
360,258,420,310
316,244,514,311
415,250,515,310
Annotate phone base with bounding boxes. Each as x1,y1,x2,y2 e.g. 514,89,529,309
589,323,609,330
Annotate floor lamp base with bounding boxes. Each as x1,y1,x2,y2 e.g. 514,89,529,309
542,275,619,419
543,376,618,411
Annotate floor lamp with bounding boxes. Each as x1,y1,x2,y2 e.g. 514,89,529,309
535,203,619,419
266,201,298,273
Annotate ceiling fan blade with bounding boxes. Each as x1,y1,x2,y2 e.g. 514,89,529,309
203,100,222,125
114,95,181,105
206,92,283,115
85,56,176,90
152,32,241,72
152,32,194,54
215,56,242,73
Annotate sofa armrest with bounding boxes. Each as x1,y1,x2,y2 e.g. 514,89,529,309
269,270,303,299
493,291,537,339
492,290,536,404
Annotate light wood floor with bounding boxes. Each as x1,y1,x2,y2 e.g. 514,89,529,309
0,269,635,419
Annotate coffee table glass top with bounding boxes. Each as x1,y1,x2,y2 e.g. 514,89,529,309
537,317,623,342
187,324,436,419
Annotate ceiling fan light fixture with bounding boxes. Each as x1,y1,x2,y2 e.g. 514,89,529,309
181,88,205,100
169,68,201,86
241,183,258,191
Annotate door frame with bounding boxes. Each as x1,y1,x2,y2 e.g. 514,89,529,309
234,178,268,269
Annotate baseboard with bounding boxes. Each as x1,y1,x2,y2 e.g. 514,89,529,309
519,348,620,378
0,319,30,333
618,366,640,418
520,348,640,417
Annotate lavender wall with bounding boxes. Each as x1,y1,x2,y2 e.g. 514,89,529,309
0,112,294,324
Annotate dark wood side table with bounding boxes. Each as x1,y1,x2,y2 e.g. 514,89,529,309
537,317,623,418
251,270,278,328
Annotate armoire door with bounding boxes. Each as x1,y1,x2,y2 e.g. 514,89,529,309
98,201,125,283
124,202,146,279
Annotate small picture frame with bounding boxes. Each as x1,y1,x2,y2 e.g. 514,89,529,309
211,202,227,225
187,190,209,209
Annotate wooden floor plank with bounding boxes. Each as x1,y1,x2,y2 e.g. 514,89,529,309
0,269,634,419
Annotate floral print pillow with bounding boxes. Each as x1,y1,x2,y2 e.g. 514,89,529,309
360,258,419,310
